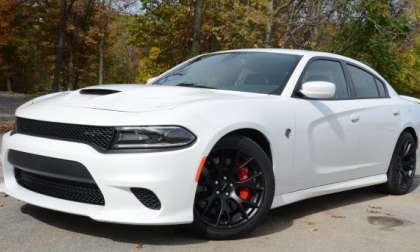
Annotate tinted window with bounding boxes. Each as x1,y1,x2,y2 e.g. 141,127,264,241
375,78,387,97
154,52,301,95
347,65,379,98
301,60,349,99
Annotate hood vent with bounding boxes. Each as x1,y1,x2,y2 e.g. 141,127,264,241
79,89,120,95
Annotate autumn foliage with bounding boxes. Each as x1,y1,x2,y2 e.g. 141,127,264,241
0,0,419,96
0,122,14,133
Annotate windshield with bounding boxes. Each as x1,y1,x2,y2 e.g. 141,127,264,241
153,52,301,95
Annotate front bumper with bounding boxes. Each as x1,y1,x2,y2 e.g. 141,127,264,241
0,131,203,225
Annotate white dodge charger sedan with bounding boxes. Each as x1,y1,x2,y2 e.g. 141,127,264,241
1,49,419,239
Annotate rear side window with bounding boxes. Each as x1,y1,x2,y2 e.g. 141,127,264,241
301,60,349,99
347,65,379,98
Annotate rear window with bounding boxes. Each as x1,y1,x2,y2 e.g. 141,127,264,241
347,65,379,98
375,78,387,97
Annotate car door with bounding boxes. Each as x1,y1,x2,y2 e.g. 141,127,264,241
290,58,367,191
343,64,401,176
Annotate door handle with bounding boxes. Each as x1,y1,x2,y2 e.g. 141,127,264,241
350,114,360,123
393,110,400,116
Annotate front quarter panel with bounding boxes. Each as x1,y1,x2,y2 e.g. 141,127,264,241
182,97,296,197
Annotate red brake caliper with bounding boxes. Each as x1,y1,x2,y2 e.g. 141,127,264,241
239,167,251,200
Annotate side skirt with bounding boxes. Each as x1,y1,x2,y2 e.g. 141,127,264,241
271,174,387,209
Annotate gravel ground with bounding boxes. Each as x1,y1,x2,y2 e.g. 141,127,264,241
1,93,420,251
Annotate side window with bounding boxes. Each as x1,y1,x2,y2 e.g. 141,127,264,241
375,78,387,97
301,60,349,99
347,65,379,98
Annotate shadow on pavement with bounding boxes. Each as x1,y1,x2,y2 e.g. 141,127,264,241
20,204,207,245
249,186,386,238
20,186,389,244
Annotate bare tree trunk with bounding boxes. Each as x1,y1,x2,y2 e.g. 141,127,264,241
74,75,79,90
98,36,104,84
98,0,111,84
191,0,203,56
6,78,12,92
52,0,68,92
68,46,74,90
309,0,322,49
264,0,274,48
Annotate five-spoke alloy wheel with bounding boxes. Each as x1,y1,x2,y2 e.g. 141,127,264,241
192,135,274,239
384,131,417,195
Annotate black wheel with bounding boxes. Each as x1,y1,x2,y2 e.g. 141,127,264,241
192,135,274,239
384,131,417,195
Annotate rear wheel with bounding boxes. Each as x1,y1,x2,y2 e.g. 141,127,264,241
192,135,274,239
384,131,417,195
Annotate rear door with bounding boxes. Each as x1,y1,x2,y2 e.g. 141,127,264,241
344,64,401,176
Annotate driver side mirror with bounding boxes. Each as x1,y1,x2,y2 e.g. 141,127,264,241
300,81,336,99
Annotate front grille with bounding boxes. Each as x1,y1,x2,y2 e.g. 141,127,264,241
15,168,105,205
131,188,161,210
16,117,115,150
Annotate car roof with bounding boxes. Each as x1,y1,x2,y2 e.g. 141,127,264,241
210,48,385,83
212,48,354,61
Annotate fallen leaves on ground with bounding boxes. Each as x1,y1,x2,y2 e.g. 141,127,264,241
135,243,143,250
367,209,382,214
368,205,383,210
0,122,14,133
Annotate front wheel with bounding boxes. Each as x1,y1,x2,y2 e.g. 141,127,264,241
383,131,417,195
192,135,274,239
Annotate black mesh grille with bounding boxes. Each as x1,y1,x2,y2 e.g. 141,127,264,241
16,117,115,150
15,168,105,205
131,188,161,210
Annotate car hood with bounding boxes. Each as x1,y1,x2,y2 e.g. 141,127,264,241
27,84,265,113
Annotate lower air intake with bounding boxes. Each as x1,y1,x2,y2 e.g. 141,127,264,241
131,188,161,210
15,168,105,206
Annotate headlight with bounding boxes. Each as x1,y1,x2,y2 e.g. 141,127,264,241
112,126,196,149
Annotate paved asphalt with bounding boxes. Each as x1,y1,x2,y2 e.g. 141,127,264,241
1,133,420,252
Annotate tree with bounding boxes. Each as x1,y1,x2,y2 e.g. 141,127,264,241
191,0,203,56
52,0,75,92
393,0,420,95
331,0,411,92
1,0,419,97
0,0,19,92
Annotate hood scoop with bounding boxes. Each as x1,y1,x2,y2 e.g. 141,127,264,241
79,89,120,95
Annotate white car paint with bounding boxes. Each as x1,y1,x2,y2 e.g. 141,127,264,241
1,49,419,225
299,81,336,99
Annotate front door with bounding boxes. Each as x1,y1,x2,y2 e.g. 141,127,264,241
291,59,364,191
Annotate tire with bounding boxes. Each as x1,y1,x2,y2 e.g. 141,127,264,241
191,135,274,239
383,131,417,195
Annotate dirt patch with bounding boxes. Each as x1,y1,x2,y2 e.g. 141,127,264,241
367,216,412,231
331,214,346,219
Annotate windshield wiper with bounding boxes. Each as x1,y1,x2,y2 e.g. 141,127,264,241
175,82,217,89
